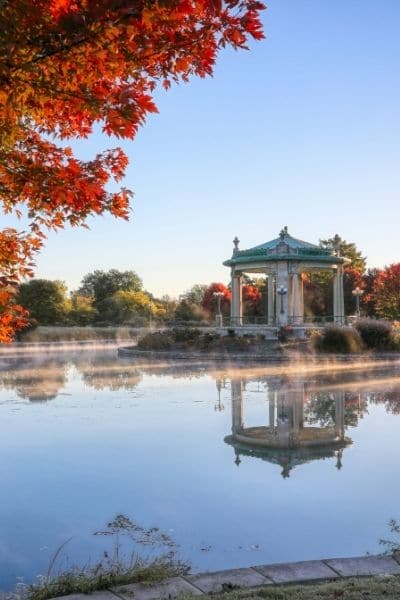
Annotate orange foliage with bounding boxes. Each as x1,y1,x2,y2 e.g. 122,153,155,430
373,263,400,320
202,282,231,314
0,0,265,340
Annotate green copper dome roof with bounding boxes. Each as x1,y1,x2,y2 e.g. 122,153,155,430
224,227,345,266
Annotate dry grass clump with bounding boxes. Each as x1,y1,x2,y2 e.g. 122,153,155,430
20,326,139,342
355,319,399,350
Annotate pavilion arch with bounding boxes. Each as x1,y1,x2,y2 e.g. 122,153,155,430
223,227,346,327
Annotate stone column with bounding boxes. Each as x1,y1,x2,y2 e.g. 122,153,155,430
230,271,242,325
299,275,304,324
267,274,275,325
291,273,300,325
276,262,290,326
333,266,345,325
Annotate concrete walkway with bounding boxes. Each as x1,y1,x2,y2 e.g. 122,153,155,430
52,554,400,600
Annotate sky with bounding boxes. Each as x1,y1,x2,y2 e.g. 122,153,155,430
8,0,400,298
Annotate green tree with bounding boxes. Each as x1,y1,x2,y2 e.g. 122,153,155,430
78,269,143,308
96,290,165,324
69,293,97,325
319,234,367,272
158,295,178,322
181,284,208,305
174,299,209,322
17,279,69,325
304,235,367,318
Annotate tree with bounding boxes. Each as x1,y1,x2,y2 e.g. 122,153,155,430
181,284,208,306
242,283,262,316
69,292,97,325
343,267,364,316
174,298,209,322
158,294,178,321
362,268,380,317
202,282,231,316
304,235,367,318
319,234,367,272
373,263,400,320
78,269,143,308
0,0,265,341
17,279,69,325
99,289,166,324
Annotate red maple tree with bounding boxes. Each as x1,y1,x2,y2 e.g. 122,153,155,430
372,263,400,320
0,0,265,340
202,282,231,315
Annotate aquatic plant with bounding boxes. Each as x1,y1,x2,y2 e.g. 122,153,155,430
21,515,187,600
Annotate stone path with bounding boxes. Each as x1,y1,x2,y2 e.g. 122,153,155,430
50,554,400,600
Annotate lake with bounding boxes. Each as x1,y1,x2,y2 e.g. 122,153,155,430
1,347,400,591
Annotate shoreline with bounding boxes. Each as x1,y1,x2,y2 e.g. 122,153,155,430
4,553,399,600
117,345,400,363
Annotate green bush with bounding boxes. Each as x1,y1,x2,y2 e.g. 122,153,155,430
354,318,394,350
137,332,174,350
315,325,363,353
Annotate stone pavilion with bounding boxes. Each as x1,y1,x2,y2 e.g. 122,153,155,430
223,227,346,327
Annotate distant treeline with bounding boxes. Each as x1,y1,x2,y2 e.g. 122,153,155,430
17,237,400,329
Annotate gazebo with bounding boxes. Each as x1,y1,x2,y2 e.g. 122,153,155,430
223,227,346,327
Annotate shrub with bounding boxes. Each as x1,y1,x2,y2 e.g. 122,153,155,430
220,335,251,352
315,325,363,353
354,318,394,350
171,328,201,343
137,332,173,351
199,332,220,348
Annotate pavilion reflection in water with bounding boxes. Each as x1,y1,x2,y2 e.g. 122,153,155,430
224,378,352,478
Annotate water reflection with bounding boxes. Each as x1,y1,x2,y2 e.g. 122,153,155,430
0,352,142,402
0,350,400,590
0,356,68,402
224,376,354,478
78,354,142,391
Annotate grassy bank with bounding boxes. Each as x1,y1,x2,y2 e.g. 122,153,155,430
18,326,144,343
186,575,400,600
28,559,186,600
26,571,400,600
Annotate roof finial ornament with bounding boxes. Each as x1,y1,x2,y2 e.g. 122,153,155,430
332,233,341,256
233,236,240,254
279,226,289,240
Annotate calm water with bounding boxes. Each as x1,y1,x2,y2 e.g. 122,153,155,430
1,348,400,590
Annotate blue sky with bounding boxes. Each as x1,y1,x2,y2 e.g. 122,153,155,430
12,0,400,297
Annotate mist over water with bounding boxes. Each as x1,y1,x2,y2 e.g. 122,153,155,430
0,346,400,591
